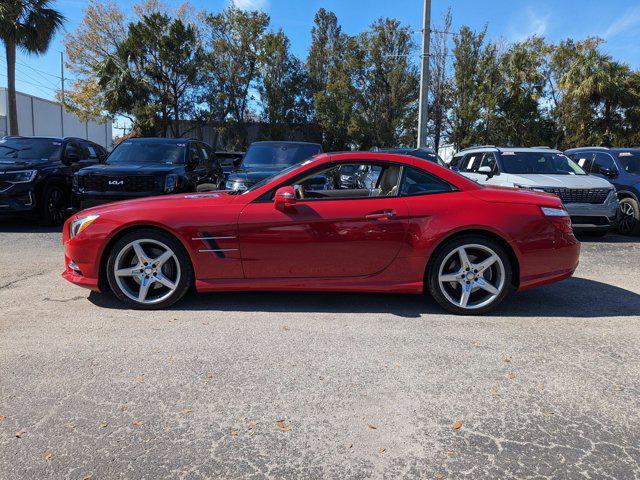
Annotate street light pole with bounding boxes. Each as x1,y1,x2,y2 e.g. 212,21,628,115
417,0,431,148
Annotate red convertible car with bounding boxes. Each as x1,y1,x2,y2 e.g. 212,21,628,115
62,152,579,314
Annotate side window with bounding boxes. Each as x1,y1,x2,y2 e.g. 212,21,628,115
570,153,594,172
400,167,453,196
479,153,497,171
592,153,617,174
449,155,463,170
82,142,98,160
460,153,481,173
288,162,402,200
65,142,83,161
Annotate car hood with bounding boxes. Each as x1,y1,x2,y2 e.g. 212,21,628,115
78,164,182,175
76,191,236,216
470,185,563,207
504,173,613,189
227,169,282,184
0,158,52,170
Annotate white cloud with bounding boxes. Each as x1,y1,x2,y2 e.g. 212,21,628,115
509,7,549,41
603,5,640,39
229,0,268,11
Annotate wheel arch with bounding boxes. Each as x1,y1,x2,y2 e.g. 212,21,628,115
617,190,639,202
425,228,521,289
97,223,195,292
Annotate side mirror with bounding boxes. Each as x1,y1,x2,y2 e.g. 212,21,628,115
274,186,296,210
599,167,618,178
478,165,494,178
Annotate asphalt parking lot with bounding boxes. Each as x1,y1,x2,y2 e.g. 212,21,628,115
1,218,639,479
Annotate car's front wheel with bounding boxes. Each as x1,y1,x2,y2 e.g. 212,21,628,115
106,229,193,309
617,198,640,235
427,235,512,315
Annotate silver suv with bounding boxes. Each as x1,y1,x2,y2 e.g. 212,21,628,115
449,146,619,234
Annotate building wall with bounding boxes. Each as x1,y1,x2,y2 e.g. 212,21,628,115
0,88,112,147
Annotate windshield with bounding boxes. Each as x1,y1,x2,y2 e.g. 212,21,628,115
0,138,62,161
617,152,640,174
500,152,586,175
107,141,186,165
240,143,321,169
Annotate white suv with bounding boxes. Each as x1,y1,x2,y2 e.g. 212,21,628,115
449,146,619,235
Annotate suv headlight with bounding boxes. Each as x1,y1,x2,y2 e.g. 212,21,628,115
164,174,178,193
541,207,569,217
514,184,545,192
1,169,37,183
70,214,99,238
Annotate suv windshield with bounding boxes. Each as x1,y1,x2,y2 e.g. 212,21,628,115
107,141,186,165
241,143,321,169
0,138,62,161
617,152,640,174
500,152,586,175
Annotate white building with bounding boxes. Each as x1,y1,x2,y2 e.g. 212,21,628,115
0,88,112,148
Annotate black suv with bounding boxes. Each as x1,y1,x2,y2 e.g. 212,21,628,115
0,136,107,225
225,141,323,191
73,138,225,210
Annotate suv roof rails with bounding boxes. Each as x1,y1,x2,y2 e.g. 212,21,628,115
569,146,610,151
457,145,498,153
532,146,552,149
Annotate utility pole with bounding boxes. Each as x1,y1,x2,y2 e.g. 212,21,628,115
417,0,431,148
60,51,65,136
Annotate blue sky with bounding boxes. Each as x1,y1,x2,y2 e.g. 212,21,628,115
2,0,640,103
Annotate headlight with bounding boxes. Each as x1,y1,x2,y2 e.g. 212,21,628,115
541,207,569,217
70,214,99,238
225,180,247,191
514,184,545,192
164,174,178,193
1,169,37,183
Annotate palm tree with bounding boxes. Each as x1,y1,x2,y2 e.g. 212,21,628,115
0,1,65,135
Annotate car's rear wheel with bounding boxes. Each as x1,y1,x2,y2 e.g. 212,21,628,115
427,235,512,315
617,198,640,235
106,229,193,309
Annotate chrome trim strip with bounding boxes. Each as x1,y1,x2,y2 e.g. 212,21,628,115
198,249,238,253
192,236,237,240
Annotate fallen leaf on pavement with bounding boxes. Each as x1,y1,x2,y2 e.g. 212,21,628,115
503,357,511,363
15,430,25,438
230,431,238,437
181,408,193,414
543,411,555,416
132,420,143,426
447,451,455,457
378,447,386,454
248,420,257,430
507,373,516,380
0,415,6,422
453,420,462,430
100,422,108,428
276,420,291,432
367,423,377,430
435,473,446,479
282,325,290,331
490,388,499,396
135,374,145,382
44,452,52,461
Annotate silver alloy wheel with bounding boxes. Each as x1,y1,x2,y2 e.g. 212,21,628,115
438,244,506,310
113,238,181,305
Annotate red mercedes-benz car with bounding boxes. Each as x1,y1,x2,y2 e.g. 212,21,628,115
62,152,580,314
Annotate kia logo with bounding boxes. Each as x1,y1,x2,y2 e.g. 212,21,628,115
109,180,124,185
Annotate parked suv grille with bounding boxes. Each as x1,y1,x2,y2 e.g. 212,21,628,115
540,187,610,204
81,175,157,193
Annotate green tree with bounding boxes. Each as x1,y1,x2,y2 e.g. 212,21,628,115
98,12,202,137
429,8,453,152
306,8,354,150
449,25,487,149
0,0,64,135
348,18,418,149
202,7,269,148
257,29,306,140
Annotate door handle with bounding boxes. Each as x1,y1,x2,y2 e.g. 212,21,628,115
365,210,396,220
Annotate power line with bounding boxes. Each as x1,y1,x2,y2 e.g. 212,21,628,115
0,58,61,93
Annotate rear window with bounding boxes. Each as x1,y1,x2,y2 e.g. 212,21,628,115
241,143,321,169
500,152,586,175
617,152,640,174
107,141,186,165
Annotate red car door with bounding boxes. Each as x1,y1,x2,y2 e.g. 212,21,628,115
238,197,410,278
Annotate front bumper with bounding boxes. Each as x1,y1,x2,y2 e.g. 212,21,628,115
61,217,106,292
565,192,619,231
0,183,37,213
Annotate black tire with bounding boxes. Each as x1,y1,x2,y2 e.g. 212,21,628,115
39,183,68,226
106,228,193,310
617,198,640,235
427,234,513,315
